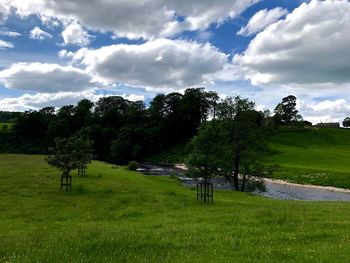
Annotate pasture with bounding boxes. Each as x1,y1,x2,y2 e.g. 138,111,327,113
1,154,350,262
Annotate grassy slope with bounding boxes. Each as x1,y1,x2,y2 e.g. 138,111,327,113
1,155,350,262
0,122,14,132
268,128,350,188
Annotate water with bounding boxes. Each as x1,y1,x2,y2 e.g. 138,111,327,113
137,163,350,201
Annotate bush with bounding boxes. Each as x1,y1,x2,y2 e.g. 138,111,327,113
128,161,139,171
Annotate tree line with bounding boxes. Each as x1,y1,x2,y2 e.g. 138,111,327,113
1,89,303,165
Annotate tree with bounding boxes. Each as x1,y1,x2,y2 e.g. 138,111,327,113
216,96,255,121
343,117,350,128
186,121,225,183
274,95,302,126
46,136,93,180
186,110,270,192
186,121,225,202
46,137,79,178
46,119,71,145
72,136,93,176
73,99,94,131
215,108,269,190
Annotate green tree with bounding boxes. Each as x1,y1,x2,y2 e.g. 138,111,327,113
46,119,71,145
216,96,255,121
46,137,79,178
186,121,225,184
274,95,302,126
222,110,267,190
72,136,94,176
46,136,93,178
343,117,350,128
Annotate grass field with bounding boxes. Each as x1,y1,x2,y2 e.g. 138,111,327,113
0,122,14,132
1,154,350,262
267,128,350,188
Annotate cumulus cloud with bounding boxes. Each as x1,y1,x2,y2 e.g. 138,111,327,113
0,0,11,22
235,0,350,86
72,39,228,90
299,99,350,124
0,62,96,93
0,39,13,49
58,49,74,59
237,7,288,36
6,0,259,39
0,90,145,111
61,21,91,46
29,26,52,40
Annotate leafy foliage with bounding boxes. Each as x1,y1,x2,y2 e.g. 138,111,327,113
343,117,350,128
46,136,93,177
186,97,272,191
273,95,302,126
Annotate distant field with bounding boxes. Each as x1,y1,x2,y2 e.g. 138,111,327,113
267,128,350,188
0,122,14,132
1,154,350,262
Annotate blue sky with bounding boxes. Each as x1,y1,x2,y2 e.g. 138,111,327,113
0,0,349,124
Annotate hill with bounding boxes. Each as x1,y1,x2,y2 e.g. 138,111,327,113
1,154,350,262
148,127,350,189
268,128,350,188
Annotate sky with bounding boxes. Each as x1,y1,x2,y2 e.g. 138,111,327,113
0,0,349,124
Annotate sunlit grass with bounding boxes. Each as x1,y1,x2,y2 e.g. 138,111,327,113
1,154,350,262
267,128,350,188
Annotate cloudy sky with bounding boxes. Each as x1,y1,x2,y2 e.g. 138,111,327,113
0,0,349,123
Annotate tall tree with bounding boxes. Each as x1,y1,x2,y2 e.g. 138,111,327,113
222,110,268,190
216,96,255,121
274,95,302,126
186,121,225,183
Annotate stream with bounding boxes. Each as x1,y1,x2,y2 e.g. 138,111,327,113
137,163,350,201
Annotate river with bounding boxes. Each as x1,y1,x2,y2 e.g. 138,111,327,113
137,163,350,201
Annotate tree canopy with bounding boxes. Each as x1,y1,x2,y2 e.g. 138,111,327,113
274,95,302,126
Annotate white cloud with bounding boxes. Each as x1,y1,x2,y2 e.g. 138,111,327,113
0,90,145,111
72,39,228,90
58,49,74,59
0,62,96,93
299,99,350,124
7,0,259,39
61,21,91,46
237,7,288,36
29,26,52,40
0,29,21,37
0,39,13,49
0,1,11,22
235,0,350,86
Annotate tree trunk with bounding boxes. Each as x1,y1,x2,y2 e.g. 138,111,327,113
233,153,240,190
241,173,247,192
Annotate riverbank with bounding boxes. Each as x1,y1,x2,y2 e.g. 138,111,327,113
138,163,350,201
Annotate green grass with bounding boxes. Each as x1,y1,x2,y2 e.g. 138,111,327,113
267,128,350,188
0,122,14,132
1,154,350,262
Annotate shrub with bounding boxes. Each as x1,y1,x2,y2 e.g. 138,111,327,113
128,161,139,171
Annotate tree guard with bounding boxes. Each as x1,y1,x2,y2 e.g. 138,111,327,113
60,174,72,191
197,181,213,203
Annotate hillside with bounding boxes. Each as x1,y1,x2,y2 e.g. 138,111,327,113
148,127,350,189
1,154,350,262
268,128,350,188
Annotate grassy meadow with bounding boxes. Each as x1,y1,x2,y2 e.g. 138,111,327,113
268,128,350,188
0,123,13,132
1,154,350,262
